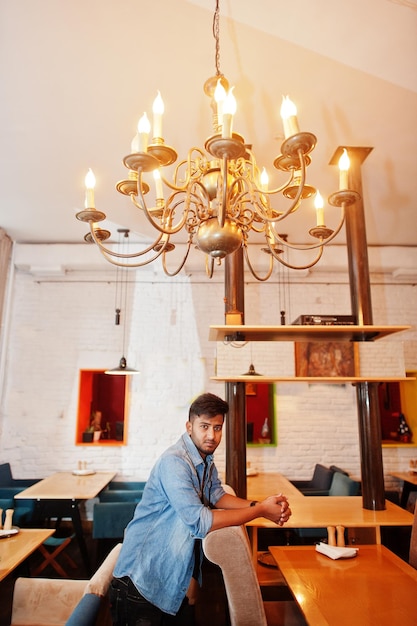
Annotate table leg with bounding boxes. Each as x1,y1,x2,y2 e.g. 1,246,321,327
32,499,91,575
69,501,91,575
400,482,414,509
246,526,259,565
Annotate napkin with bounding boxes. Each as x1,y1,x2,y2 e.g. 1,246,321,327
315,542,358,560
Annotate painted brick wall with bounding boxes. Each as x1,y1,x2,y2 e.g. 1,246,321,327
0,247,416,507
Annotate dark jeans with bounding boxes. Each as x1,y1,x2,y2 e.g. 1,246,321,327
109,576,195,626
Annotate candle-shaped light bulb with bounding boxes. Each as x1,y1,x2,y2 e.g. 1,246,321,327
280,95,300,139
153,168,164,200
138,113,151,152
260,167,269,192
314,190,325,226
152,91,164,139
214,79,227,129
84,168,96,208
222,87,236,138
339,148,350,190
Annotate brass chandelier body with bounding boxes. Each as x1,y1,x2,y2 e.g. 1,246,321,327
76,2,359,279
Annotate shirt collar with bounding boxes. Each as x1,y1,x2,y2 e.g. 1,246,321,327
181,432,214,468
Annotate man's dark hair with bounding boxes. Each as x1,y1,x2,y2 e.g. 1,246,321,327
189,393,229,421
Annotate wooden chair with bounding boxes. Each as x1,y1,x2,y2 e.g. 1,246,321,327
32,534,78,578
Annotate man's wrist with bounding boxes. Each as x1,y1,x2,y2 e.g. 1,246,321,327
249,500,259,507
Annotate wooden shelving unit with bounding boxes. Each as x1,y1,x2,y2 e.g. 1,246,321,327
210,324,413,384
209,324,411,343
211,376,412,383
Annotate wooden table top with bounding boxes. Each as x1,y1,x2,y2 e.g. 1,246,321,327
0,528,54,582
14,471,116,500
269,545,417,626
247,472,304,501
246,495,414,529
390,471,417,486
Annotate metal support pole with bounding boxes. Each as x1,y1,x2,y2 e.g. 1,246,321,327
224,249,247,498
330,146,385,510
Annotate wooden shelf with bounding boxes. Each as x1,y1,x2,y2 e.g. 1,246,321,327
211,376,413,384
209,324,411,343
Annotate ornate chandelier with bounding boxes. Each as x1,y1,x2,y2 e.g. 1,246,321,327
76,1,359,280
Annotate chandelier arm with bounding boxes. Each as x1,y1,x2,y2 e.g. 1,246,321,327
232,171,303,225
267,244,324,271
241,151,296,195
161,240,193,277
94,243,167,268
268,205,346,251
264,153,307,222
167,148,207,191
255,176,295,196
130,193,191,236
88,221,166,259
243,243,274,282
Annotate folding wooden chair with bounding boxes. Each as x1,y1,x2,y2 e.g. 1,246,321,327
32,533,78,577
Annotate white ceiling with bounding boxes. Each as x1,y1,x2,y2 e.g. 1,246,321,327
1,0,416,249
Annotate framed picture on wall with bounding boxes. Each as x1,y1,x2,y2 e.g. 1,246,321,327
294,341,357,377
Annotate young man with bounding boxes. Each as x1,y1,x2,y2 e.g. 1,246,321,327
110,392,291,625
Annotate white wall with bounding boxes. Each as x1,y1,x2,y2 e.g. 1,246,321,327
0,243,416,502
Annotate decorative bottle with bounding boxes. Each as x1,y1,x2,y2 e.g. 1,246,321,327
261,417,270,441
398,413,412,443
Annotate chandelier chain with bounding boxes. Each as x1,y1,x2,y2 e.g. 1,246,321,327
213,0,221,76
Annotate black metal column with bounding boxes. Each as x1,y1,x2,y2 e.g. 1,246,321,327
224,248,247,498
330,146,385,510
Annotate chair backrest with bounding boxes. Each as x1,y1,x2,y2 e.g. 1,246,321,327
409,505,417,569
311,464,335,490
329,465,349,476
11,578,86,625
203,526,267,626
11,544,122,626
99,489,144,503
93,501,137,539
328,471,360,496
107,480,147,491
0,462,13,486
85,542,122,596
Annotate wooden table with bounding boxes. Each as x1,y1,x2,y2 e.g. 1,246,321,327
390,471,417,508
247,472,304,501
0,528,54,582
269,544,417,626
15,471,116,573
246,495,414,558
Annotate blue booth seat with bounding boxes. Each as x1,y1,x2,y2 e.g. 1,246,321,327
0,462,40,526
297,471,361,543
107,480,147,491
0,462,39,488
290,464,335,496
99,489,144,503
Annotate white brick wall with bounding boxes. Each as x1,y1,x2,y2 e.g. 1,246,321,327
0,244,416,507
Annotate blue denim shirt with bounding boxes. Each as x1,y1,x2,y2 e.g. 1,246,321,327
113,432,226,615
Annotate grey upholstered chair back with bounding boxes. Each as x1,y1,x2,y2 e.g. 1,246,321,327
203,525,267,626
